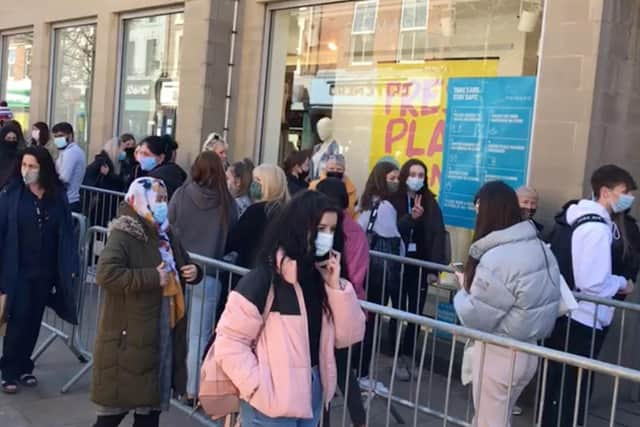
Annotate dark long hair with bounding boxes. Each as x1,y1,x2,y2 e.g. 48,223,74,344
259,190,342,315
21,146,63,197
464,181,522,291
360,161,399,211
32,122,50,146
140,135,177,163
191,151,235,230
397,158,437,213
282,149,311,174
229,158,254,197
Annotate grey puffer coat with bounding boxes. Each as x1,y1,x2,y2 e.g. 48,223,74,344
454,221,561,342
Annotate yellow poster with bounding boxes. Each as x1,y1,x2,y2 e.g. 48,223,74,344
369,60,498,195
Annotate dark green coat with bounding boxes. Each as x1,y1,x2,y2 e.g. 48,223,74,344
90,203,202,409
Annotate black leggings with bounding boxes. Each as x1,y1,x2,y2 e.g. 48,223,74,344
94,411,160,427
541,317,605,427
388,265,428,357
323,348,366,427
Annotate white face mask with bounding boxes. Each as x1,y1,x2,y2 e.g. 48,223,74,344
406,176,424,192
22,168,39,185
31,129,40,141
315,231,334,257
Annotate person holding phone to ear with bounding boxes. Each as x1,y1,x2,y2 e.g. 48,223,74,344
390,158,448,381
214,191,365,427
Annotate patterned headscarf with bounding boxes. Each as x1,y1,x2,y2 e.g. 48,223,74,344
125,177,185,327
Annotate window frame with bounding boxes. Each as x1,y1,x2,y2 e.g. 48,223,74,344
113,6,185,138
350,0,378,65
397,0,429,63
47,20,97,147
0,29,34,117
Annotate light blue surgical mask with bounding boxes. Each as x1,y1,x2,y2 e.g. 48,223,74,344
406,177,424,192
118,151,126,161
612,193,635,213
315,231,334,257
151,202,169,224
54,136,68,149
139,156,158,171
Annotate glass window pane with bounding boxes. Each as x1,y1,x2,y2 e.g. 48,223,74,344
263,0,544,203
118,12,184,140
50,25,96,149
1,33,33,130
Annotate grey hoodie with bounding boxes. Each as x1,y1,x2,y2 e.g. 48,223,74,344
454,221,561,342
169,181,238,264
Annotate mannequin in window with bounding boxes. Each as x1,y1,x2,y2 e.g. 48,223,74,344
311,117,342,180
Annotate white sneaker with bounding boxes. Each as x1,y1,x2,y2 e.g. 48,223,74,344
358,377,389,395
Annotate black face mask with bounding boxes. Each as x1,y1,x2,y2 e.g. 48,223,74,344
521,208,537,219
124,147,136,158
326,171,344,180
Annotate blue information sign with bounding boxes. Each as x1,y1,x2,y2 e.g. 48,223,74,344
440,77,536,228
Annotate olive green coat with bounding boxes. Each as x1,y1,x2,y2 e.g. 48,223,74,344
90,203,202,409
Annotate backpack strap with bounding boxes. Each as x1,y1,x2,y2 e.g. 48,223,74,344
571,213,606,231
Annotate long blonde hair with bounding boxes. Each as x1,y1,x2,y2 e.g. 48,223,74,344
253,164,289,204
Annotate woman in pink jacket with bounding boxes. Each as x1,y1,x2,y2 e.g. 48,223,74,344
214,190,366,426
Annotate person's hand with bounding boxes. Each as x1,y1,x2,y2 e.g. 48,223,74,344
411,195,424,220
316,250,341,289
427,273,438,285
180,264,198,282
620,280,635,296
157,262,168,287
100,164,110,176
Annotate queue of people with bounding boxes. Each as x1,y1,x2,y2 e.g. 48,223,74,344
0,115,638,427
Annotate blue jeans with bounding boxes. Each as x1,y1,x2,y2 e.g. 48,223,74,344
186,276,222,396
240,366,323,427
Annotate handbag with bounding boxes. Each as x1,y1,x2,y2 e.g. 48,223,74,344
0,293,7,336
557,274,579,317
461,339,474,385
199,285,274,420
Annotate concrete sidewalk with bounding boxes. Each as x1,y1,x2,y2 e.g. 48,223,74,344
0,338,204,427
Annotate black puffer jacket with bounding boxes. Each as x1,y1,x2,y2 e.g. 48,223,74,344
148,162,187,200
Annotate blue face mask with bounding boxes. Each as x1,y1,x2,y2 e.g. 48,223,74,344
151,202,168,224
118,151,126,161
139,156,158,171
612,193,635,213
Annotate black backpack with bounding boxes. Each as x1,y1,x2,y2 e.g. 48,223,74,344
548,201,606,290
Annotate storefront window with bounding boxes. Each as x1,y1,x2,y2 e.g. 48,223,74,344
50,24,96,149
118,12,184,140
263,0,542,227
1,33,33,129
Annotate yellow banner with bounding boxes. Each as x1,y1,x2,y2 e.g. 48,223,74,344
369,60,498,195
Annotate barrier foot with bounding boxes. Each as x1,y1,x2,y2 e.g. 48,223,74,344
32,332,59,362
61,359,93,394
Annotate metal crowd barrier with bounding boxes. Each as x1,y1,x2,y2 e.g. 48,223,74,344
40,224,640,427
34,213,91,365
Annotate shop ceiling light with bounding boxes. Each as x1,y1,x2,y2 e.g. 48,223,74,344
328,42,338,51
518,0,541,32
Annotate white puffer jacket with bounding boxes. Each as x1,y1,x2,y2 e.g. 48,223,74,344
454,221,561,342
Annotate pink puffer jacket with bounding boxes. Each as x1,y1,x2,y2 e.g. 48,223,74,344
213,254,366,419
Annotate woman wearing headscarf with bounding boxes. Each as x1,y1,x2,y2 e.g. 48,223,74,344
90,177,202,427
0,123,22,190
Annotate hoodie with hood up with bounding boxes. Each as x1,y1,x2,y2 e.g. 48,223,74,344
566,199,629,329
169,181,238,264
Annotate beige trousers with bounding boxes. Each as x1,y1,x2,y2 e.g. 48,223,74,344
472,343,538,427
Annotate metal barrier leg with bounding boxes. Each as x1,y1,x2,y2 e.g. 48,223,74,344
31,331,59,362
61,359,94,393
